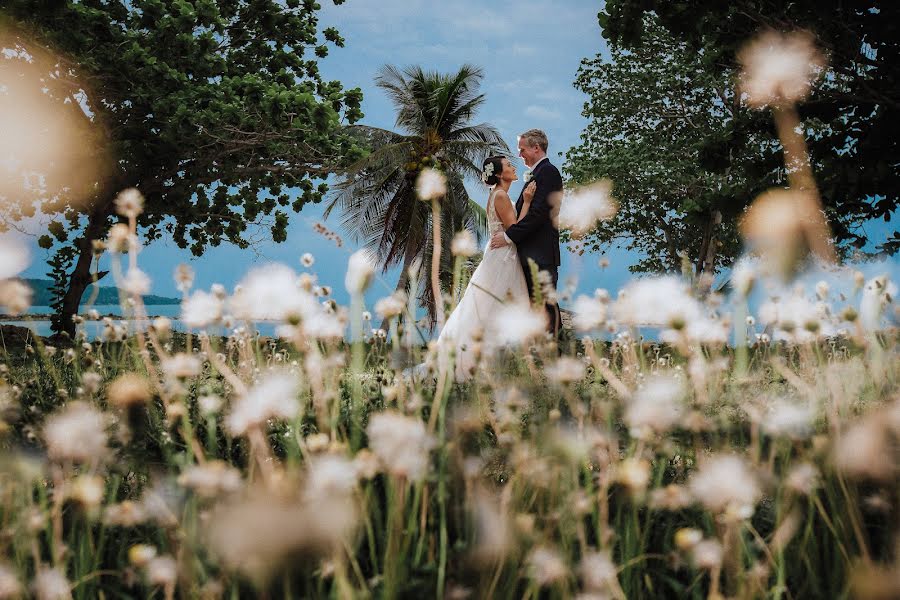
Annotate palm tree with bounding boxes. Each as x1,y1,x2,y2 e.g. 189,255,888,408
325,64,508,326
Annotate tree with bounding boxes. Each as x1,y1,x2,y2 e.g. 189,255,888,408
566,16,768,274
0,0,364,336
598,0,899,257
325,64,507,324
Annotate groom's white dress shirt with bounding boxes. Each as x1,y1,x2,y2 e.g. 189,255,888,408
503,156,548,244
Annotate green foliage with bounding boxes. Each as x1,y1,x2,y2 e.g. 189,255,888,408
599,0,900,256
0,0,365,329
567,16,756,274
326,64,508,323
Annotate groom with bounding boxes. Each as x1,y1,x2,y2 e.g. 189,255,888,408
490,128,562,335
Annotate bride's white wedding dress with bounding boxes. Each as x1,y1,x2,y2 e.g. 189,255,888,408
436,189,529,380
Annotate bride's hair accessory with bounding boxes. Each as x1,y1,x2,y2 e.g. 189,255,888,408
481,156,504,186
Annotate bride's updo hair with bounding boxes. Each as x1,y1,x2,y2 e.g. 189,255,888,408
481,156,504,186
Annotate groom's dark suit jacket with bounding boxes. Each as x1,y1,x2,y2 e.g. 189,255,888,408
506,158,563,273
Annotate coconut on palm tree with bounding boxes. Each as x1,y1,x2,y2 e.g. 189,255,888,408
325,64,508,327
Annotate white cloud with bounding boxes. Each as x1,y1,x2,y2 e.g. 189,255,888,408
524,105,563,121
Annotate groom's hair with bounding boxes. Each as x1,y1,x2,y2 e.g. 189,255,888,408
518,129,548,152
482,156,504,186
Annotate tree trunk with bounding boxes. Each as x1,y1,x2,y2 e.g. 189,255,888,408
695,210,722,275
56,205,111,339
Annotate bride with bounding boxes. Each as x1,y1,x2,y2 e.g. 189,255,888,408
435,155,535,380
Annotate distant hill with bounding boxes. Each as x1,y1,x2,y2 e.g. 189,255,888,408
23,279,180,307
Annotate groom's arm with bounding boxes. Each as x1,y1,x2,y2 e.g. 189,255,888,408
504,166,563,245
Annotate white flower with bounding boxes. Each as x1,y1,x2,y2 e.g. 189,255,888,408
43,402,109,463
481,161,495,184
689,455,760,517
545,357,585,384
859,275,896,332
415,167,447,201
527,546,568,586
625,375,684,437
738,30,825,108
366,412,435,481
229,263,318,322
121,268,151,297
226,369,301,435
730,259,756,298
305,454,358,500
174,263,194,293
613,276,702,329
451,230,478,257
491,301,546,345
300,252,315,267
178,461,242,498
762,399,814,439
114,187,144,218
571,294,607,331
557,180,617,238
345,249,376,294
0,237,29,280
0,563,22,598
579,551,618,593
32,567,70,600
105,223,134,253
0,279,32,315
523,169,534,183
181,290,223,328
161,353,203,379
375,292,406,320
691,539,723,569
145,555,177,587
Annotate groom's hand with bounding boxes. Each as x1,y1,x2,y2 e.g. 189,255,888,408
490,231,509,248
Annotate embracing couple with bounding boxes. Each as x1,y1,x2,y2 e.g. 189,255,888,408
437,128,563,381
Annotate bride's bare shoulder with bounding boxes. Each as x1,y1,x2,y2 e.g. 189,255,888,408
492,188,512,205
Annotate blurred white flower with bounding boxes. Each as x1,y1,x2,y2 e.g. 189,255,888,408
345,249,376,294
415,167,447,201
174,263,194,293
226,369,301,435
306,455,358,500
366,412,435,481
300,252,315,267
730,259,756,298
0,563,22,598
571,294,607,331
527,545,568,586
738,30,825,108
230,263,318,322
32,567,70,600
833,417,893,480
106,223,134,253
625,375,684,437
785,462,820,495
145,555,177,587
491,301,546,345
451,230,478,257
178,461,242,498
689,455,760,517
121,268,151,297
114,187,145,218
470,487,513,561
0,279,32,315
859,275,896,332
579,550,618,593
43,401,109,463
161,353,202,379
546,357,586,384
557,180,617,238
181,289,223,328
0,238,29,280
614,276,702,329
375,291,406,320
762,399,814,439
691,539,723,569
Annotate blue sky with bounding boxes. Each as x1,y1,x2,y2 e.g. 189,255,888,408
13,0,897,310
